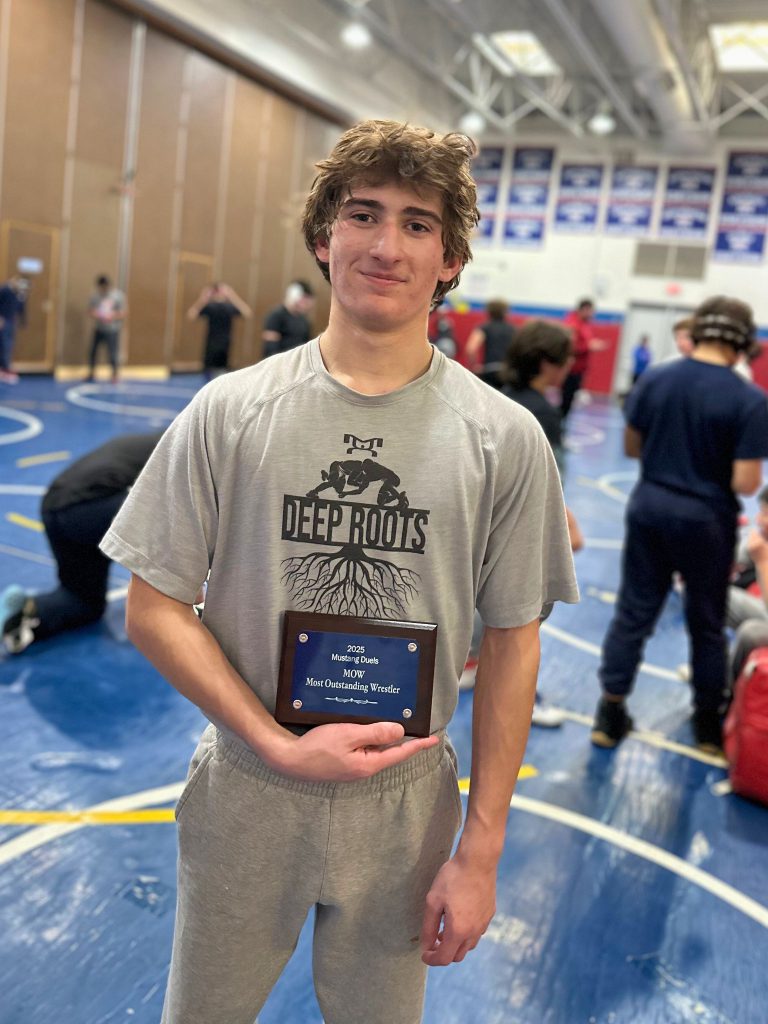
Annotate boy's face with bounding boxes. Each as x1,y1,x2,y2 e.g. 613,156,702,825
314,181,461,334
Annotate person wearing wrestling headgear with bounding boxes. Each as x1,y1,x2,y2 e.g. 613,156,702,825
592,296,768,755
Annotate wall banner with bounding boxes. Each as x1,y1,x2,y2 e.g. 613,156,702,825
714,152,768,263
659,166,716,239
553,163,604,232
605,165,659,235
472,146,505,246
503,147,554,247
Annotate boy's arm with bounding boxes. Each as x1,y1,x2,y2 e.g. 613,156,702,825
126,574,437,782
421,618,539,965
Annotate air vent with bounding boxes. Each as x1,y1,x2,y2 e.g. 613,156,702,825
633,242,707,279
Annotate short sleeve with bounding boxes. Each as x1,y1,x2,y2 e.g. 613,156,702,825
476,415,579,628
100,390,222,602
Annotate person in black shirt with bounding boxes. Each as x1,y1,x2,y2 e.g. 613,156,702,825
187,283,252,379
503,319,583,727
465,299,515,389
0,432,163,653
261,280,315,358
593,296,768,754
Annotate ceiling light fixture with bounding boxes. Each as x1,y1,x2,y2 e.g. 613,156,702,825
587,103,617,135
458,110,487,136
340,22,372,49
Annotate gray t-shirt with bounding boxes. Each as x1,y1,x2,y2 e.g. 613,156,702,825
88,289,125,335
101,338,579,732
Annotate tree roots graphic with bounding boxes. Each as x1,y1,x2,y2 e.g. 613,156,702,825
281,544,420,617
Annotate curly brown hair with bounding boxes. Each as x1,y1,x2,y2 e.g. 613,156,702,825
302,120,480,308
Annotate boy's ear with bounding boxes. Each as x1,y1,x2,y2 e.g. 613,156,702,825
315,236,330,263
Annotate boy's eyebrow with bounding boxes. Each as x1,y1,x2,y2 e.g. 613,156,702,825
341,196,443,226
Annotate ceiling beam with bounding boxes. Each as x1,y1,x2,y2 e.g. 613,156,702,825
537,0,648,138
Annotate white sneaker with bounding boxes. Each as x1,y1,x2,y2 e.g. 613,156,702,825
531,702,565,728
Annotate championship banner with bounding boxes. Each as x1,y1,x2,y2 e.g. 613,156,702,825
503,147,554,247
605,165,659,235
659,166,716,240
713,151,768,263
472,146,505,246
553,163,604,233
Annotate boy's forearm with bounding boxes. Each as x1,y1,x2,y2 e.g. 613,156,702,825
457,619,540,868
126,575,294,765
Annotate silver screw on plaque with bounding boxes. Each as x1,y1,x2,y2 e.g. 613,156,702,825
293,699,303,709
298,633,309,643
402,708,412,719
408,642,417,653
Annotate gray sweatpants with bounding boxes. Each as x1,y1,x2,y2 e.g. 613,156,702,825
162,725,463,1024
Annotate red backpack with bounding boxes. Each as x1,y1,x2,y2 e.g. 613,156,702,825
724,647,768,805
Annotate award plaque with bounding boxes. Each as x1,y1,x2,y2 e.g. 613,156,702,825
276,611,437,737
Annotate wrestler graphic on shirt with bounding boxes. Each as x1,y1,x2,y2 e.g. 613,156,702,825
307,459,409,510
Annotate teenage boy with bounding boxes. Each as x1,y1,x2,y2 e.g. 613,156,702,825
560,297,598,419
86,275,126,382
593,296,768,755
101,120,578,1024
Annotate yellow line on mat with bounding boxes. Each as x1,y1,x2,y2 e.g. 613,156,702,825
0,809,174,826
459,765,537,794
0,769,538,827
16,451,70,468
5,513,44,532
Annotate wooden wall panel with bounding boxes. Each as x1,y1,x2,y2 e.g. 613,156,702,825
288,113,337,334
178,52,227,258
167,51,228,366
0,0,74,227
61,0,133,364
249,95,300,356
219,75,269,369
0,0,340,372
126,27,186,366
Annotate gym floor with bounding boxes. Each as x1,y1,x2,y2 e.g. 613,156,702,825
0,378,766,1024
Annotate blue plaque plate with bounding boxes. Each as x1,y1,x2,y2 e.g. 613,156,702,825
276,612,436,737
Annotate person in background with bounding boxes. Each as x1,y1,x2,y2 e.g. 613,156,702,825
631,334,652,384
261,280,315,358
187,282,252,380
464,298,514,388
672,316,694,358
100,119,578,1024
727,485,768,632
730,518,768,684
0,275,28,384
560,297,602,420
428,300,457,358
0,432,163,654
86,275,126,383
592,296,768,756
502,318,583,727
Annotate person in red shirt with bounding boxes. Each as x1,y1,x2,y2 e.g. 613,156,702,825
560,298,596,419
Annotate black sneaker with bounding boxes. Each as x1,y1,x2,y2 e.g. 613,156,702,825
692,709,723,756
591,697,633,748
